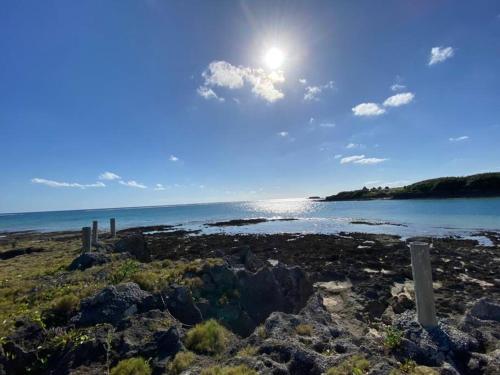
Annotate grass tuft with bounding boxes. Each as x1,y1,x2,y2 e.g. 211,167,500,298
201,365,258,375
110,357,152,375
326,355,370,375
167,351,196,374
185,319,229,355
295,323,313,336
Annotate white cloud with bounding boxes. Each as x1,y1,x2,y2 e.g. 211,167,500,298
340,155,365,164
119,180,147,189
304,81,334,101
31,178,105,189
169,155,179,162
391,83,406,92
334,154,343,159
299,78,307,84
340,155,387,165
99,171,121,181
383,92,415,107
154,183,165,191
309,117,315,124
201,60,285,102
429,46,454,65
353,157,387,165
197,86,224,102
352,103,386,117
277,131,289,137
449,135,469,142
319,122,336,128
346,143,363,149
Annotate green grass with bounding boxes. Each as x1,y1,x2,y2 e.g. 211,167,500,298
110,357,152,375
167,351,196,374
236,345,258,357
185,319,229,355
201,365,258,375
326,355,370,375
384,327,403,350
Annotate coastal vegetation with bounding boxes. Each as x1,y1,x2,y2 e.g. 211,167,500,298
324,172,500,201
0,228,498,374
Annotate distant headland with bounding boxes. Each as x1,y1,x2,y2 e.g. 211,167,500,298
323,172,500,201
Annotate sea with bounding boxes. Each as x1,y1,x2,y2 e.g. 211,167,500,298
1,198,500,242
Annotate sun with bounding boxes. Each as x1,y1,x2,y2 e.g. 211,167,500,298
263,47,285,70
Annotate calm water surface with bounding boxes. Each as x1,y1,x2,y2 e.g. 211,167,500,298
1,198,499,238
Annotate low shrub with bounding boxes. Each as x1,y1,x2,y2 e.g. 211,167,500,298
185,319,229,354
110,357,151,375
390,360,438,375
295,323,313,336
384,326,403,349
167,351,195,374
326,355,370,375
110,260,140,284
201,365,258,375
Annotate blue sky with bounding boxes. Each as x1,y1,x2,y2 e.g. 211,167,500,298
1,0,500,213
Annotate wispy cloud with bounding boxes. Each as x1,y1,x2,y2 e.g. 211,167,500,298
169,155,179,162
154,183,166,191
346,143,364,149
449,135,469,142
429,46,454,65
119,180,147,189
383,92,415,107
197,86,224,102
299,78,307,84
334,154,343,159
391,83,406,92
340,155,366,164
277,131,289,137
304,81,334,101
200,60,285,103
31,178,105,189
352,103,386,117
99,171,121,181
340,155,387,165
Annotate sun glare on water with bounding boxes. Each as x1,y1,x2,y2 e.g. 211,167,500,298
263,47,285,70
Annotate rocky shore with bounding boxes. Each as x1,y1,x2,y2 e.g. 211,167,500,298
0,226,498,374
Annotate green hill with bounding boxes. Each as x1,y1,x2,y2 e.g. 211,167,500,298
323,172,500,201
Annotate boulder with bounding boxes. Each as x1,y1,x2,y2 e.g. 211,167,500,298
74,282,156,326
468,298,500,322
114,234,151,262
163,285,203,325
68,252,111,271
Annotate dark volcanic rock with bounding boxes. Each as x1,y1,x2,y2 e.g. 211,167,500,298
74,282,156,326
163,285,203,325
68,252,111,271
114,234,151,262
468,298,500,322
0,247,44,260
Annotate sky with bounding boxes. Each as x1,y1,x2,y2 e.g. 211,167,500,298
1,0,500,213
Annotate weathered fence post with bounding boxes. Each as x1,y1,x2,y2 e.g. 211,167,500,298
110,218,116,237
409,242,438,328
92,220,98,246
82,227,91,253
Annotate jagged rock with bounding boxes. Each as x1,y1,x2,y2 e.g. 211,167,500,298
468,298,500,322
0,319,46,374
74,282,156,326
226,246,266,272
68,252,111,271
390,294,415,314
394,311,478,368
114,234,151,262
163,285,203,325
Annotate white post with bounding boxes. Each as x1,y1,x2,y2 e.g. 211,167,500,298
110,218,116,237
409,242,437,328
82,227,91,253
92,220,98,246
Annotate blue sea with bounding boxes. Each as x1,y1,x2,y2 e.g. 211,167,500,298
1,198,500,240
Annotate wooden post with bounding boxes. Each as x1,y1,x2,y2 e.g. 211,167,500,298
92,220,98,246
110,218,116,237
82,227,91,253
409,242,438,328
